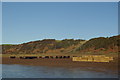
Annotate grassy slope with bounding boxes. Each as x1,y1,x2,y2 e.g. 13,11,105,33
1,35,119,57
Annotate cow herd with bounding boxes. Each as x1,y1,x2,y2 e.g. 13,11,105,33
10,56,71,59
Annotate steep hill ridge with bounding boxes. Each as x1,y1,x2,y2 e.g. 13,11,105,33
2,35,120,54
75,35,120,53
2,39,85,54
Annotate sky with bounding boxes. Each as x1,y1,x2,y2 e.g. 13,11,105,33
1,0,120,2
0,2,2,45
2,2,118,44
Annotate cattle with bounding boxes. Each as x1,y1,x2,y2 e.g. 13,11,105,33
50,56,54,59
45,56,49,59
19,56,37,59
39,56,42,58
10,56,16,59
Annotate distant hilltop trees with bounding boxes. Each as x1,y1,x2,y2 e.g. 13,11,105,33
1,35,120,54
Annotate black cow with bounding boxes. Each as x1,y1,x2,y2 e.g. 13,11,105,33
10,56,16,59
45,56,49,59
20,56,37,59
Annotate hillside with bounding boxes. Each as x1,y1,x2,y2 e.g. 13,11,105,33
2,39,85,54
75,35,120,54
1,35,120,54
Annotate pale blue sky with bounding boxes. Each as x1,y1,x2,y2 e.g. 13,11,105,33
2,2,118,44
0,2,2,44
